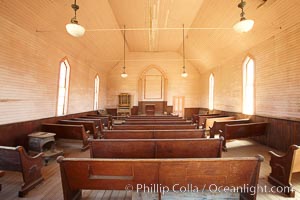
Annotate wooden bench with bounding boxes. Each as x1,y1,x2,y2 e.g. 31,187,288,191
125,118,186,121
205,116,235,130
268,145,300,197
42,124,89,151
124,120,191,125
59,120,98,139
57,155,263,200
0,170,4,191
198,115,228,129
0,146,44,197
192,113,218,124
80,116,111,128
221,122,268,151
209,119,250,138
128,115,181,119
89,138,223,158
103,129,205,139
72,118,102,130
112,124,197,130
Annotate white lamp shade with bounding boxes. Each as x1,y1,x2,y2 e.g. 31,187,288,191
181,72,188,78
66,23,85,37
121,72,128,78
233,19,254,33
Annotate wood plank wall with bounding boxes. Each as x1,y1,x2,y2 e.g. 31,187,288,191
0,9,106,125
197,23,300,152
202,109,300,152
106,52,202,109
0,111,97,150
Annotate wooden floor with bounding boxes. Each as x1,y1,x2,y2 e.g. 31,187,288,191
0,139,299,200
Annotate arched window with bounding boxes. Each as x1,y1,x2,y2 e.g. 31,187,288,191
57,59,70,116
243,57,255,115
209,73,214,110
94,75,100,110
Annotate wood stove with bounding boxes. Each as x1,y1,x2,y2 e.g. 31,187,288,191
28,132,63,165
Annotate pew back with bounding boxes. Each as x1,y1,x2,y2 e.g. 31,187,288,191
124,120,190,125
205,116,235,130
89,138,223,158
103,129,205,139
221,122,268,151
112,124,197,130
57,156,263,200
198,115,227,129
0,146,22,171
209,119,250,138
42,123,89,151
59,120,98,139
224,122,268,140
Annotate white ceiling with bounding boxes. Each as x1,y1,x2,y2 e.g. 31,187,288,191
1,0,300,73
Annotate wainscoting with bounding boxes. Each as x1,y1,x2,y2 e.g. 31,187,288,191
0,111,97,149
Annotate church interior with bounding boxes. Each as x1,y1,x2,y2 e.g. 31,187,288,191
0,0,300,199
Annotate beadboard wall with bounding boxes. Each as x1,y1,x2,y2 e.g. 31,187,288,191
199,23,300,121
106,52,201,108
0,15,106,125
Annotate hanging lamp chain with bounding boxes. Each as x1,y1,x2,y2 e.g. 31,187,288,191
238,0,246,20
182,24,186,72
123,25,126,72
71,0,79,24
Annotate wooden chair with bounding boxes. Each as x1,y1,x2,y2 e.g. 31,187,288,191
0,146,44,197
268,145,300,197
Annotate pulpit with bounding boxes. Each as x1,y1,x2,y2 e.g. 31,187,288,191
145,104,155,115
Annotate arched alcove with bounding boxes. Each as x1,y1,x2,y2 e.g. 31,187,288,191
137,65,168,114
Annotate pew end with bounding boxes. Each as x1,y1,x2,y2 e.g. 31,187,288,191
268,145,300,197
0,146,44,197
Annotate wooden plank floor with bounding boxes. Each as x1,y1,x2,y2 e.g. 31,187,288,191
0,139,299,200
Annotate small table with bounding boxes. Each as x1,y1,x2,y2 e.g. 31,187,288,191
28,132,64,165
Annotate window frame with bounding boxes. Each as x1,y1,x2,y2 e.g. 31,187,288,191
94,75,100,110
209,73,214,111
242,56,255,115
56,58,71,116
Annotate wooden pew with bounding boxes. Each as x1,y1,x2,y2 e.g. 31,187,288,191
0,146,44,197
192,113,219,124
72,118,102,130
209,119,250,138
0,170,4,191
103,129,205,139
112,124,197,130
198,115,228,129
80,116,111,128
268,145,300,197
42,124,89,151
125,118,186,121
128,115,181,119
59,120,98,139
57,155,263,200
89,138,223,158
205,116,235,130
221,122,268,151
124,120,191,125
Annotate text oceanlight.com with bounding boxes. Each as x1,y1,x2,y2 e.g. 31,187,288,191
124,184,292,196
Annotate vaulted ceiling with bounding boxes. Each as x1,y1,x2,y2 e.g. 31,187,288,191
1,0,300,73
